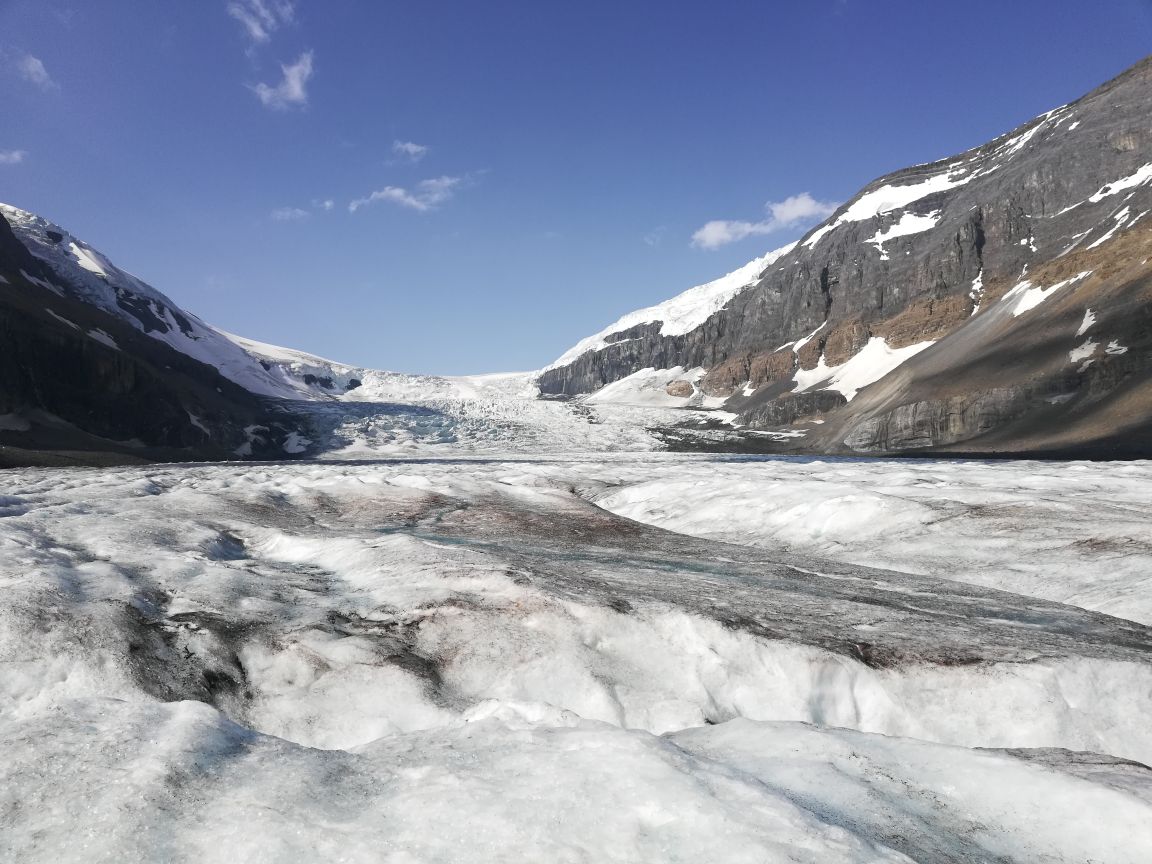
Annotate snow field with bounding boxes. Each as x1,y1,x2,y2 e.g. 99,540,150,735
14,697,1152,864
1,458,1151,861
592,457,1152,625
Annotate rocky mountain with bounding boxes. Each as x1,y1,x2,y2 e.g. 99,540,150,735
0,204,331,465
541,56,1152,457
5,57,1152,464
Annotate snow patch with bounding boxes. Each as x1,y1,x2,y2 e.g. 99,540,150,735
969,269,985,315
1089,164,1152,203
45,308,80,330
1005,271,1092,316
804,171,971,249
1059,164,1152,215
793,337,935,402
1087,207,1132,250
282,431,312,454
782,321,825,354
1076,308,1096,336
746,429,806,440
87,329,119,350
1069,340,1098,364
865,210,940,259
19,268,62,295
234,424,268,457
68,241,110,277
186,412,210,435
586,366,703,408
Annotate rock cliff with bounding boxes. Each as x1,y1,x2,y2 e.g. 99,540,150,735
0,211,301,465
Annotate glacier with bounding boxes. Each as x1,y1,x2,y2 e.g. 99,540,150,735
2,455,1151,862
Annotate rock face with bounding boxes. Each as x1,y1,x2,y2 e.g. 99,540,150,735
0,210,304,465
541,57,1152,457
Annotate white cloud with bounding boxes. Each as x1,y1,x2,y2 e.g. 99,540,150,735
14,53,57,90
392,140,429,162
349,175,463,213
228,0,295,44
0,150,27,165
252,50,313,109
691,192,838,249
313,198,334,211
271,206,309,221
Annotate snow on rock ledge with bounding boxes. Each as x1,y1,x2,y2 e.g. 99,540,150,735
548,241,797,370
793,336,936,401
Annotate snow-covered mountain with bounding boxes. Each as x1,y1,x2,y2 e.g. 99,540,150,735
1,203,378,403
0,205,312,464
542,56,1152,458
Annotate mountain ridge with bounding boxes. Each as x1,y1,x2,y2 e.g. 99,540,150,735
2,57,1151,462
539,53,1152,457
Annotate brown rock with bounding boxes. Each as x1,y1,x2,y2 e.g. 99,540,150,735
749,349,797,384
699,354,751,396
823,319,871,366
796,334,824,371
872,295,972,348
701,348,798,396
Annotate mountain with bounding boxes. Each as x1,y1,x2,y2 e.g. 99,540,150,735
0,204,343,465
5,57,1152,463
541,57,1152,457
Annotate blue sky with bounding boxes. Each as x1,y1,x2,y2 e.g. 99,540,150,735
2,1,1150,374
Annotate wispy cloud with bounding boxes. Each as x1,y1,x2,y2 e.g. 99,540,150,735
0,150,27,165
271,206,309,221
391,140,429,162
252,50,313,109
53,8,79,27
228,0,295,44
643,226,667,248
691,193,838,249
272,199,335,220
349,175,463,213
11,53,57,91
